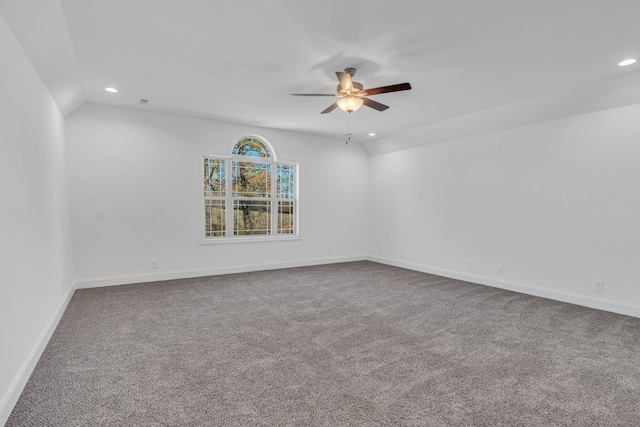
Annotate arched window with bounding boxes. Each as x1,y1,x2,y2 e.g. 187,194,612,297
232,137,272,157
203,136,297,239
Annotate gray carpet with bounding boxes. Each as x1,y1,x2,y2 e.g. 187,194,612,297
7,261,640,426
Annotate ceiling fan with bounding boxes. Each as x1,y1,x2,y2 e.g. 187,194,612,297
291,67,412,114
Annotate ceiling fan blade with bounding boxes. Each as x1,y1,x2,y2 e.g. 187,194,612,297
362,97,389,111
336,71,353,91
364,82,412,96
290,93,337,96
320,102,339,114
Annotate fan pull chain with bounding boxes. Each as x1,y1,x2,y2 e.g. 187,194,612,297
346,114,351,144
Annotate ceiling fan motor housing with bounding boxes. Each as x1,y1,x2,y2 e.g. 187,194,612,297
343,67,357,77
337,81,364,94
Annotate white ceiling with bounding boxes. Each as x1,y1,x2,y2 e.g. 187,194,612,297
3,0,640,150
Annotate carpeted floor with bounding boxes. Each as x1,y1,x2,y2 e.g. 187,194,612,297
7,261,640,426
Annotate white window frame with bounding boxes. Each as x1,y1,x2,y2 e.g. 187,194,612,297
201,136,299,244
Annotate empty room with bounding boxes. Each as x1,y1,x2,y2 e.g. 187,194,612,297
2,1,640,425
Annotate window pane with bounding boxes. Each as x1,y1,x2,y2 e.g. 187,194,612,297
233,200,271,235
277,164,295,199
232,137,271,157
232,161,271,198
277,201,295,234
205,199,226,237
204,158,225,197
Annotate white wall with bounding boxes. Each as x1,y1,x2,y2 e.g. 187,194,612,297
0,12,74,424
66,104,368,287
368,103,640,317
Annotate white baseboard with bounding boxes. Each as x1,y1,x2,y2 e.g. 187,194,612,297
69,255,640,318
74,255,368,289
368,255,640,319
0,285,75,426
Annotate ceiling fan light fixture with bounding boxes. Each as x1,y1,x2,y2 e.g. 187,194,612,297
337,96,364,113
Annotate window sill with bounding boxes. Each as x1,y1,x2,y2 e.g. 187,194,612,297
200,235,301,245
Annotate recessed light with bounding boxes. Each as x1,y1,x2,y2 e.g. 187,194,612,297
105,87,118,93
368,133,376,136
618,59,637,67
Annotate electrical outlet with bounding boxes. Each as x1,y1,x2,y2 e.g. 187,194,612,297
594,281,604,292
467,261,473,270
400,251,404,259
151,259,158,269
328,248,333,255
498,265,504,275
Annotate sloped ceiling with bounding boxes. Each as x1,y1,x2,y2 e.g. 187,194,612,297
0,0,85,117
3,1,640,153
